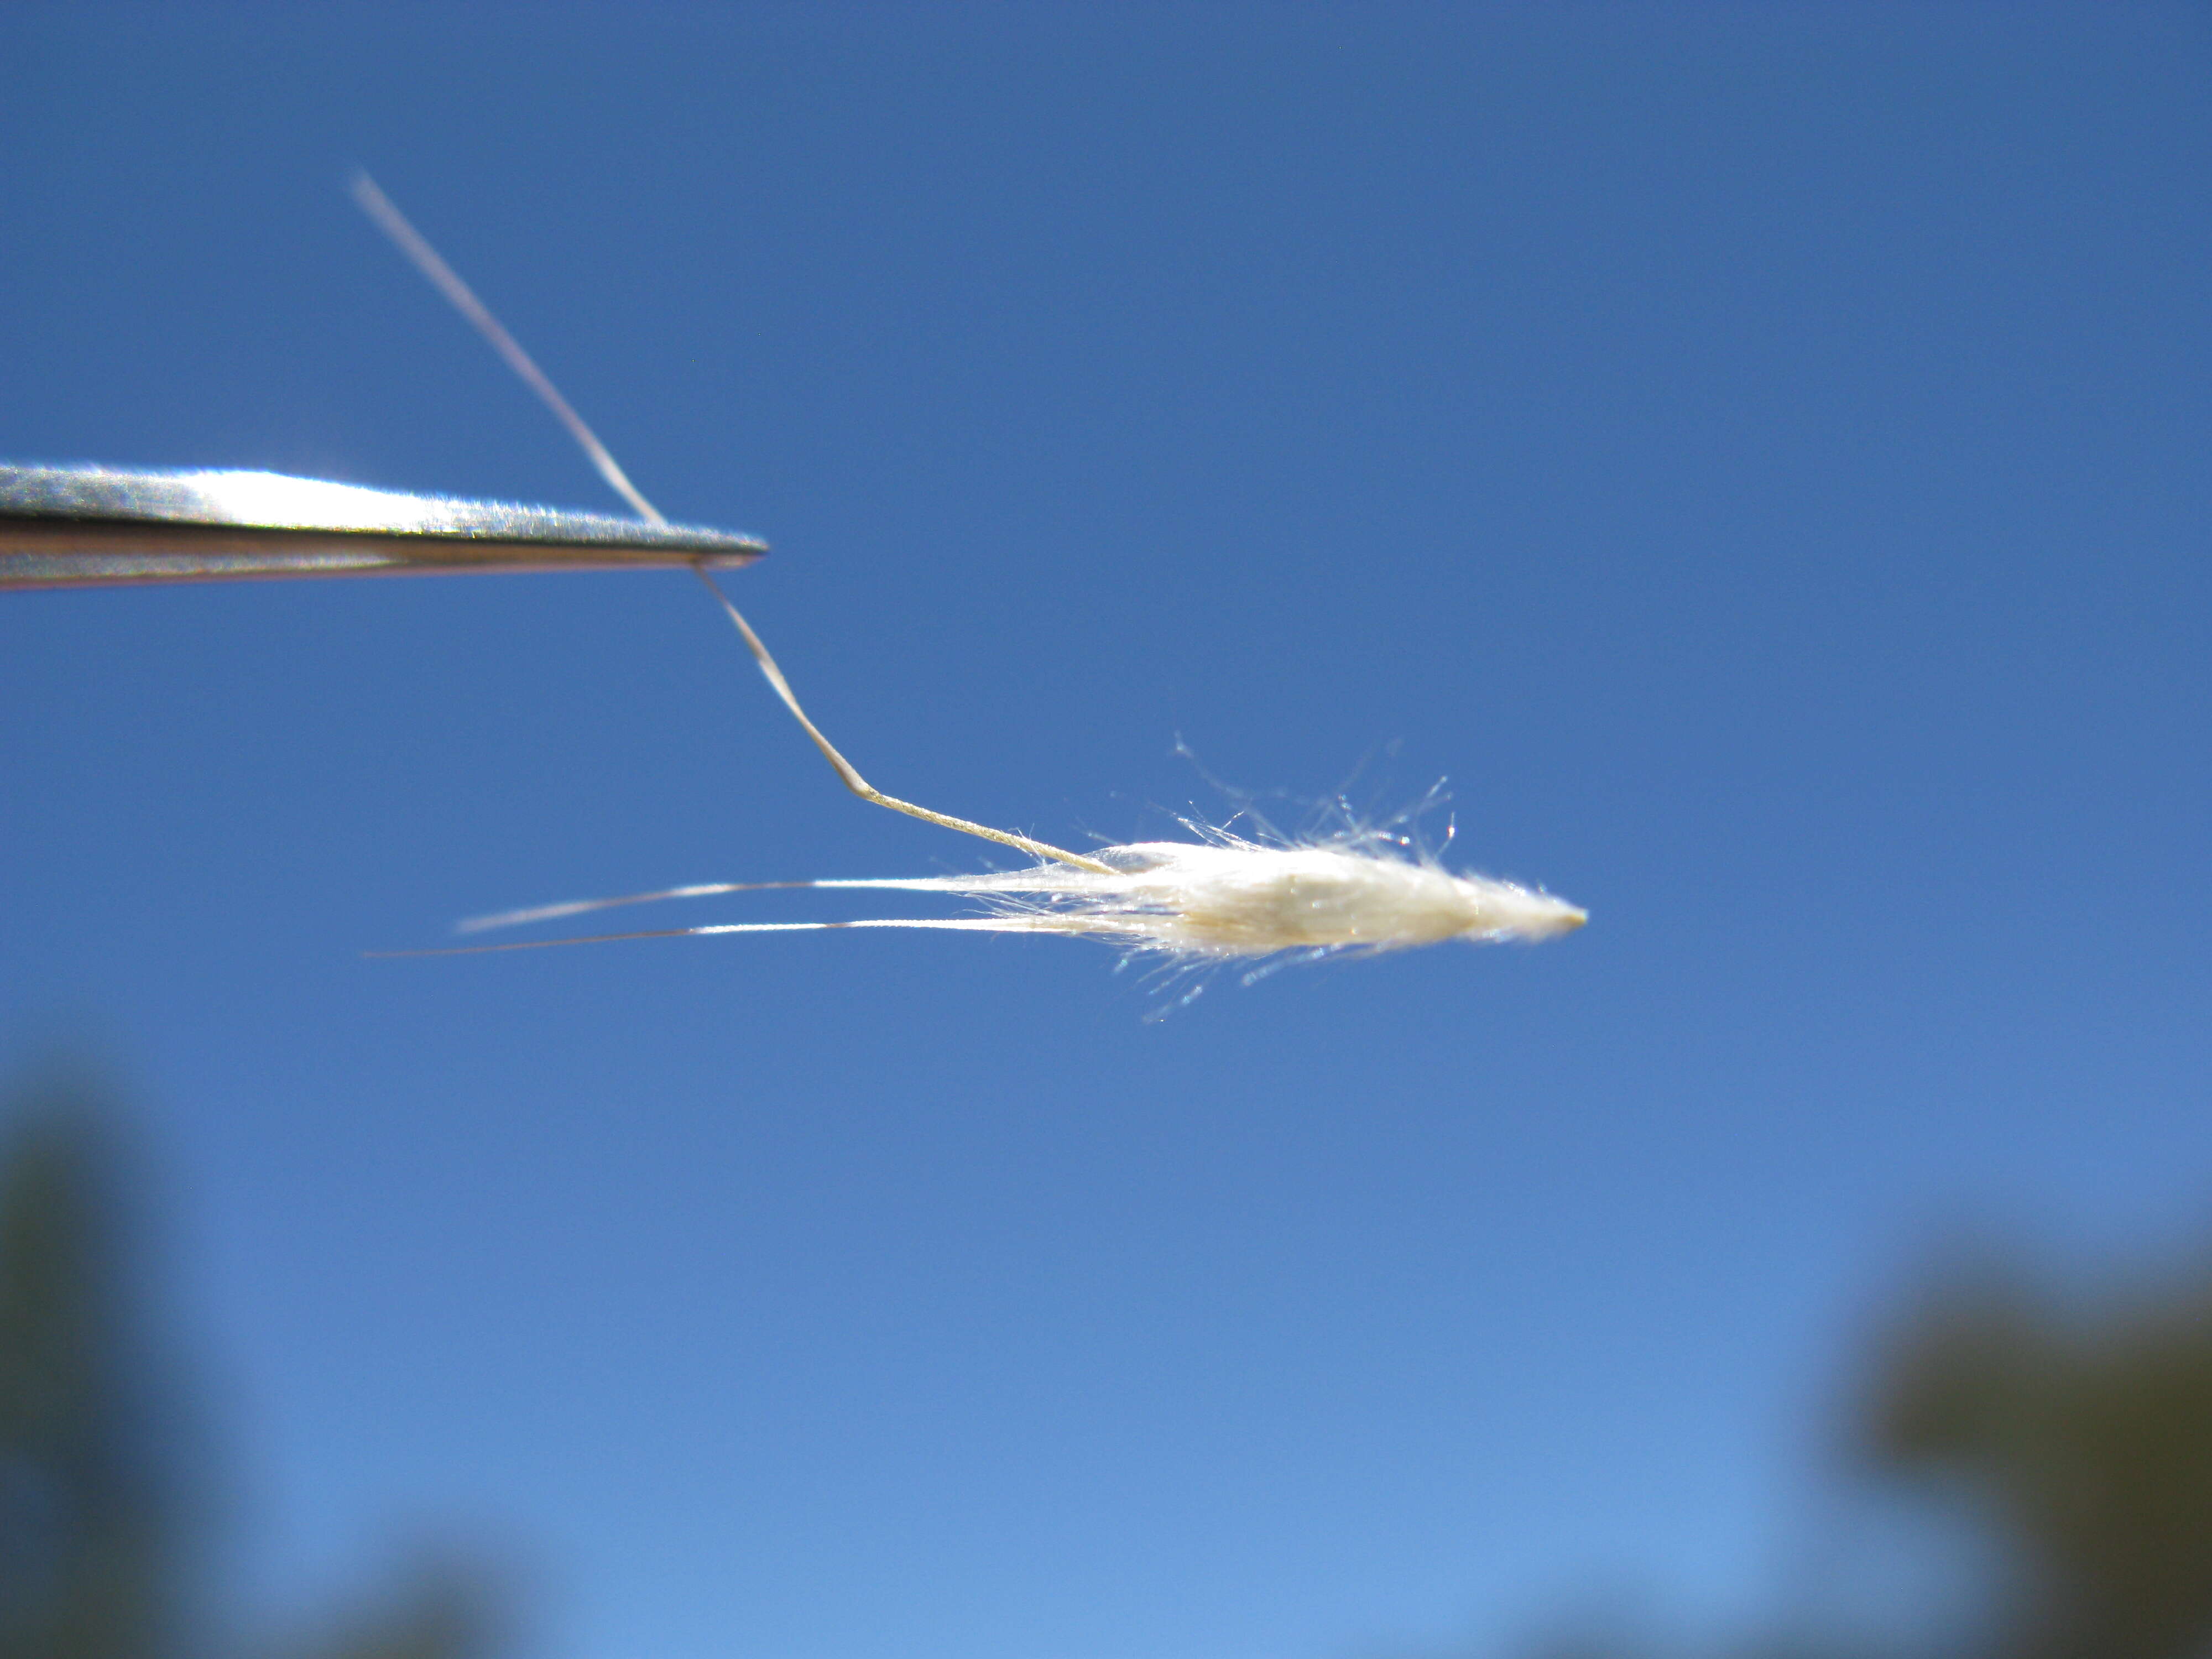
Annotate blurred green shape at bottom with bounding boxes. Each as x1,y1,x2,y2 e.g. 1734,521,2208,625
0,1076,497,1659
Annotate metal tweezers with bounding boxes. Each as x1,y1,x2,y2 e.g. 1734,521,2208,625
0,461,765,591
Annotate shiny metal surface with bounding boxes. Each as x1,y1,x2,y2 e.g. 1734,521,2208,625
0,462,766,590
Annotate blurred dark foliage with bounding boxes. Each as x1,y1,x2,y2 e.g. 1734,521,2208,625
1869,1261,2212,1659
9,1069,2210,1659
0,1075,499,1659
1531,1254,2212,1659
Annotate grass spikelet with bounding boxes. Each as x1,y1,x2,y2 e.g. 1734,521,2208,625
352,173,1586,1006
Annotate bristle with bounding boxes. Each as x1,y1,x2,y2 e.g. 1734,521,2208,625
351,174,1583,1001
444,831,1585,983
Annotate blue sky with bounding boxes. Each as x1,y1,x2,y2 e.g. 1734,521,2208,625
3,6,2208,1657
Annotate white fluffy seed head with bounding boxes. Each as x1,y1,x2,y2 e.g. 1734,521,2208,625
354,175,1585,999
947,837,1586,962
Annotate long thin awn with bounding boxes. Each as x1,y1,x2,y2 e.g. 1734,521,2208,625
353,173,1587,985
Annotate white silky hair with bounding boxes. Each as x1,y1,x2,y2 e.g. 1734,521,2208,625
352,173,1586,988
438,821,1586,991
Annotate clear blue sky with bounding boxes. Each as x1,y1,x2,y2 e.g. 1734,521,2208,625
3,6,2208,1657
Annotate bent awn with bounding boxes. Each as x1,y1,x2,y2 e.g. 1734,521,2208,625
352,174,1587,988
